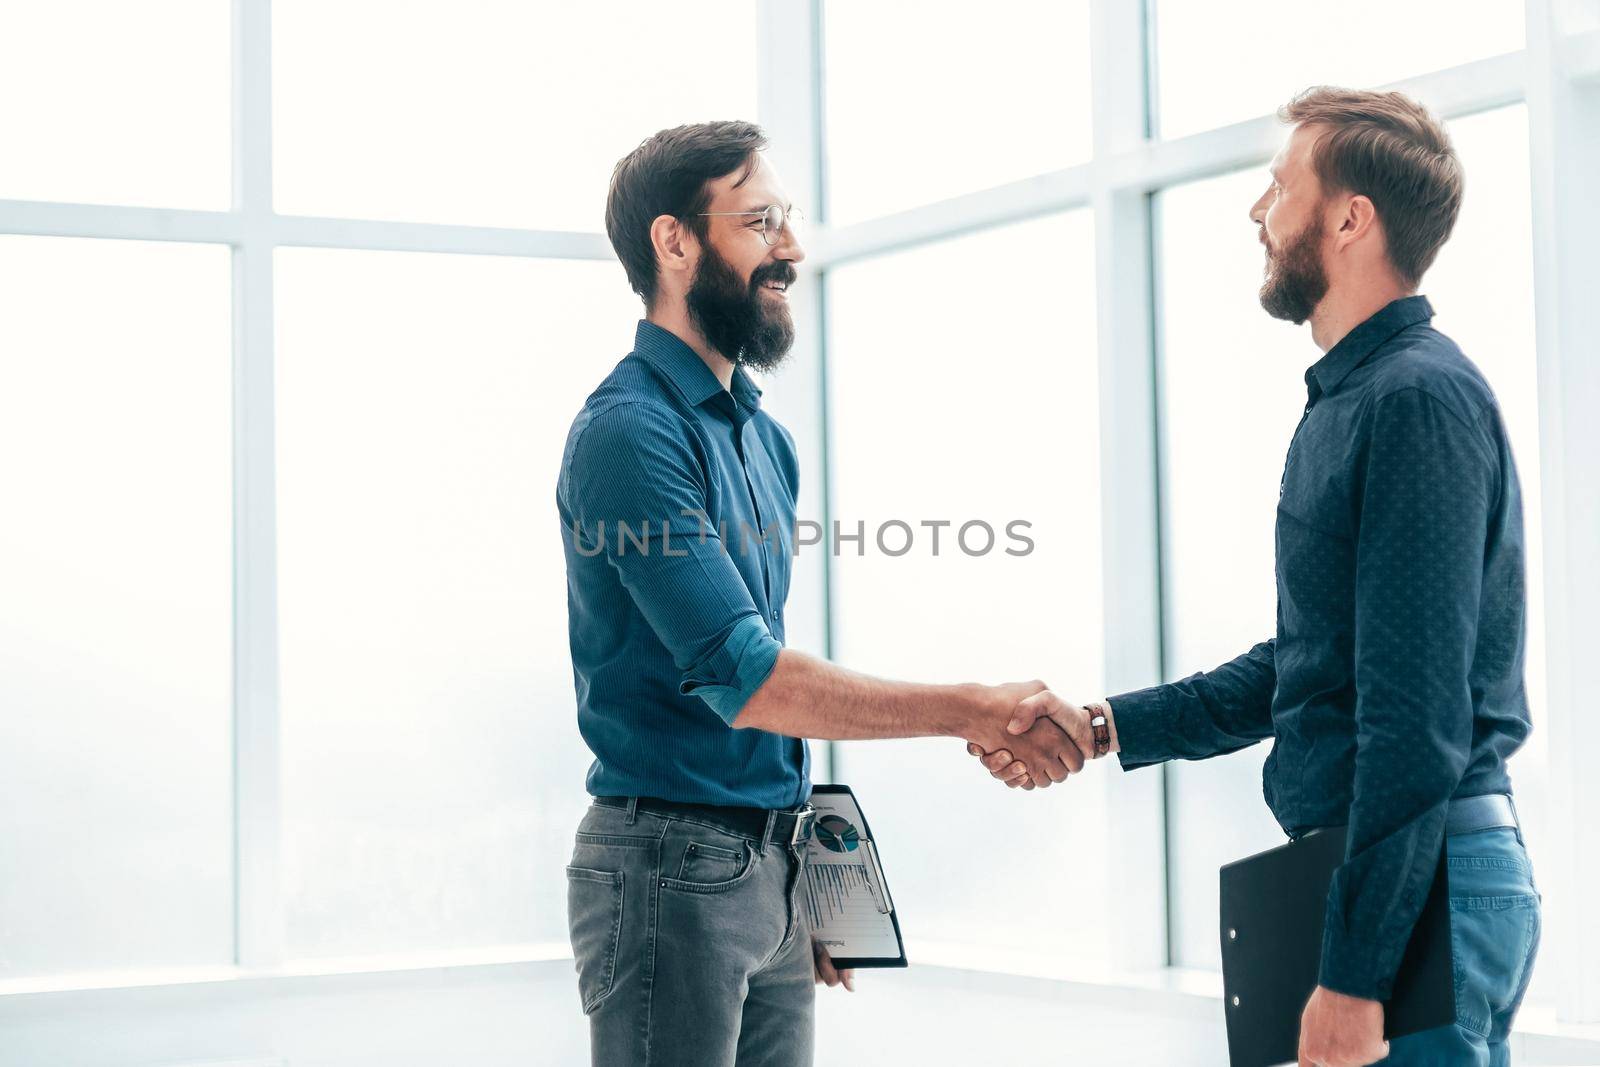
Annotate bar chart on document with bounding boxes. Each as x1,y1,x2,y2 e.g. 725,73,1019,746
804,786,907,965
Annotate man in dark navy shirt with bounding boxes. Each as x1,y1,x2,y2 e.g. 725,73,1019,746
560,121,1083,1067
977,89,1539,1065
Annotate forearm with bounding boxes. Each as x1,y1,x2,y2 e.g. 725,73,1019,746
1319,694,1466,998
1111,639,1277,769
734,648,989,742
1318,796,1453,999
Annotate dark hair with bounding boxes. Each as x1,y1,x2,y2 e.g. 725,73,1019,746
1279,87,1463,287
604,120,768,306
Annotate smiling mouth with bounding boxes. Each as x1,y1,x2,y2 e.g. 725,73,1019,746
761,280,790,295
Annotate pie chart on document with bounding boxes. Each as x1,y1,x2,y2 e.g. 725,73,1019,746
815,815,861,853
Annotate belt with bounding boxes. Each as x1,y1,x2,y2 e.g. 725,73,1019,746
1299,793,1519,842
594,795,817,847
1444,792,1519,836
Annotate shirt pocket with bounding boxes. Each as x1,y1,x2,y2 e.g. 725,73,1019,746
1277,471,1353,545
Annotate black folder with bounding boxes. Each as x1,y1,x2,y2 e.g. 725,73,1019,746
1218,827,1454,1067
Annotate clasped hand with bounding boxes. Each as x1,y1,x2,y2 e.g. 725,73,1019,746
962,683,1107,789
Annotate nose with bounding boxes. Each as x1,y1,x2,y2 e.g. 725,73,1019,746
1249,187,1271,226
774,225,806,265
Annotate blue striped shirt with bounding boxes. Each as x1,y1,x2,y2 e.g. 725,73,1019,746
557,320,808,808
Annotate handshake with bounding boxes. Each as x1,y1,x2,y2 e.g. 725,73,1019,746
960,681,1119,790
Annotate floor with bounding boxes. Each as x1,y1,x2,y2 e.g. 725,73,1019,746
1,960,1595,1067
0,961,1223,1067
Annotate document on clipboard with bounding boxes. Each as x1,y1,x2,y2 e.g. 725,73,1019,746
803,784,908,969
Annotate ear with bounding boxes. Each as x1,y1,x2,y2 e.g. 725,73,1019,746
649,214,698,289
1336,193,1382,249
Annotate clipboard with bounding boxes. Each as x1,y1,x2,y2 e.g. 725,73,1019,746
803,784,908,969
1218,826,1454,1067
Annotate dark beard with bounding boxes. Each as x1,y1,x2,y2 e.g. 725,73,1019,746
685,243,796,373
1258,215,1329,325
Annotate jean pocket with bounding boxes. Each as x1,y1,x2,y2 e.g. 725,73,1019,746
660,839,760,895
566,865,624,1014
676,841,745,882
1449,892,1539,1038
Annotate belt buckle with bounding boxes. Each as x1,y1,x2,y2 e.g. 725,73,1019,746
789,806,816,847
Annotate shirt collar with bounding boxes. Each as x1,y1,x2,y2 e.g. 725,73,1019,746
1307,295,1434,398
632,320,764,416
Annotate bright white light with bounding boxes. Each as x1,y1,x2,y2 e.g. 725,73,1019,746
0,1,229,208
824,0,1094,225
827,210,1110,971
274,247,640,957
273,0,758,230
0,235,234,977
1154,0,1524,139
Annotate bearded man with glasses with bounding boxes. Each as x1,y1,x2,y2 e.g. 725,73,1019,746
556,120,1083,1066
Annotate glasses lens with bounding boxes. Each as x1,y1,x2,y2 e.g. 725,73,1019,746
762,204,783,245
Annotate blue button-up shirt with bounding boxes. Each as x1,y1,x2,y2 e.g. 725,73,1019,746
1112,296,1532,999
557,320,807,809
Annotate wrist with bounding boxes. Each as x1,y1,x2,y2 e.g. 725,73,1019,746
944,682,995,742
1087,698,1121,755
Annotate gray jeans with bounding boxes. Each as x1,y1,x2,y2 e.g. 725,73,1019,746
565,799,816,1067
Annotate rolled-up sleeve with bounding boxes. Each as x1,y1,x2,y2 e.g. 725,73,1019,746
1111,640,1278,771
562,401,781,724
1318,387,1493,999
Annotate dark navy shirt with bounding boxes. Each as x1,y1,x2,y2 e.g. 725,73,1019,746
1112,296,1531,999
557,320,807,809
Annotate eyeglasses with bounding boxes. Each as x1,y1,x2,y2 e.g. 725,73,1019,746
693,203,805,246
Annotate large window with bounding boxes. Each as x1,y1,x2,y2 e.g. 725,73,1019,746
1153,0,1524,139
828,211,1110,971
1152,164,1302,969
0,236,234,978
0,2,229,209
1155,104,1544,970
820,29,1103,982
823,0,1093,225
273,1,759,230
274,250,638,958
0,0,755,985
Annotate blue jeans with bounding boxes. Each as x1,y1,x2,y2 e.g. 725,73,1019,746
1379,826,1542,1065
